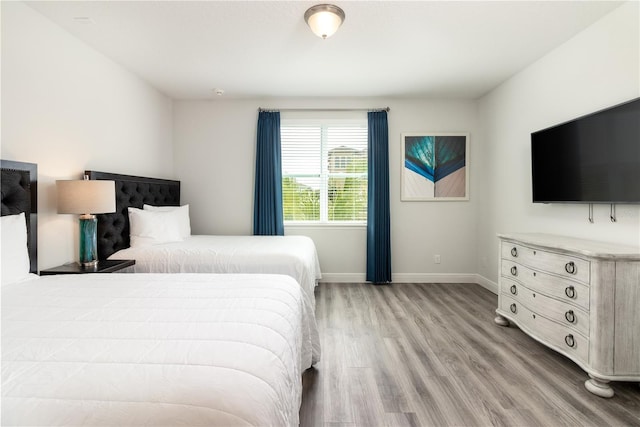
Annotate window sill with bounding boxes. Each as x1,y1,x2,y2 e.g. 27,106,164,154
285,222,366,230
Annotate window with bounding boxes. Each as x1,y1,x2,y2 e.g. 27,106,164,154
281,119,368,224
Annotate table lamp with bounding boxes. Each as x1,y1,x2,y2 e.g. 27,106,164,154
56,176,116,267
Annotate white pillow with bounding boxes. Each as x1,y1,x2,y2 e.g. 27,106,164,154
128,207,184,247
143,204,191,238
1,212,31,284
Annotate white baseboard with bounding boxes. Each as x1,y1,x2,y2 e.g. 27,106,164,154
318,272,499,295
473,274,498,294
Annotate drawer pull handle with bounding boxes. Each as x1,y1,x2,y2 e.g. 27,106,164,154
565,310,576,323
511,247,518,257
510,303,517,314
510,266,518,276
510,285,517,295
565,286,576,299
565,261,576,275
565,334,575,348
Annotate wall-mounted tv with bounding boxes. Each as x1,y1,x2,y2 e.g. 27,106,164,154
531,97,640,204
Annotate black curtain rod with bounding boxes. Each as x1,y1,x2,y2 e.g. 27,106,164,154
258,107,390,113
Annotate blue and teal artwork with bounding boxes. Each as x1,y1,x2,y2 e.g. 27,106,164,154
403,134,467,200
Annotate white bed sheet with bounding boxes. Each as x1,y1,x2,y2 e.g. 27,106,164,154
109,235,322,306
2,273,320,426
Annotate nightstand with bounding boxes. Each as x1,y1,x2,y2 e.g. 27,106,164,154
40,259,135,275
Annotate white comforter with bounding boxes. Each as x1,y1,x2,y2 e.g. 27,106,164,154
2,273,320,426
109,235,321,306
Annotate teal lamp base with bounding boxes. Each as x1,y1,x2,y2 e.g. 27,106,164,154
79,214,98,267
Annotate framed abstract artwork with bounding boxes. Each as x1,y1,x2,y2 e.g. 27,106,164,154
401,132,469,201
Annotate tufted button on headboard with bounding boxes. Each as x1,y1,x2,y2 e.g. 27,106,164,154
85,171,180,260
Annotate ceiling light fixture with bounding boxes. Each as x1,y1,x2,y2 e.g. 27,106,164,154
304,4,345,39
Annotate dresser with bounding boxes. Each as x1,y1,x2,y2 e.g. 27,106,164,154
495,233,640,397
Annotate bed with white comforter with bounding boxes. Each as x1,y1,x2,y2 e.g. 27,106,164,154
109,235,322,306
2,273,320,426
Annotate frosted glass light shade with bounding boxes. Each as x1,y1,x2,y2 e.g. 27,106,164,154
57,180,116,215
304,4,345,39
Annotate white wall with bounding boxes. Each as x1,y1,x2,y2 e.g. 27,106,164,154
1,2,174,269
173,98,480,282
476,1,640,287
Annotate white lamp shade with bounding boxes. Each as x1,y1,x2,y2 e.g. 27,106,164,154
305,4,345,39
57,180,116,214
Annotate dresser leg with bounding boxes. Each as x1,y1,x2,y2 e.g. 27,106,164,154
494,314,510,327
584,375,614,398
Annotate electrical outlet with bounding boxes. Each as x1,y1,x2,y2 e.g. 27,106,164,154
434,254,441,264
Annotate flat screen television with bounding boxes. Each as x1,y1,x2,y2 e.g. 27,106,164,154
531,97,640,203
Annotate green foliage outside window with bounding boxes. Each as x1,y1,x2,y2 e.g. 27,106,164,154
328,156,367,221
283,155,367,222
282,177,319,221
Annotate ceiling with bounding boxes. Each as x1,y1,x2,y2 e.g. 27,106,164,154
26,1,623,100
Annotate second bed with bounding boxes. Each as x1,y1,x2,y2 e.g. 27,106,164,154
87,170,321,305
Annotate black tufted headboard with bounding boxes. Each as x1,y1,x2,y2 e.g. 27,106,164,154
1,160,38,273
85,171,180,260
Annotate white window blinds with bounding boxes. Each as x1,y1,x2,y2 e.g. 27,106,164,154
281,121,368,223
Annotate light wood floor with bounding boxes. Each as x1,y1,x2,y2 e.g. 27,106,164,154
300,282,640,427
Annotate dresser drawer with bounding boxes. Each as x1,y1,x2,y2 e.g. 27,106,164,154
501,262,590,311
502,242,590,284
499,295,589,364
501,277,589,337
